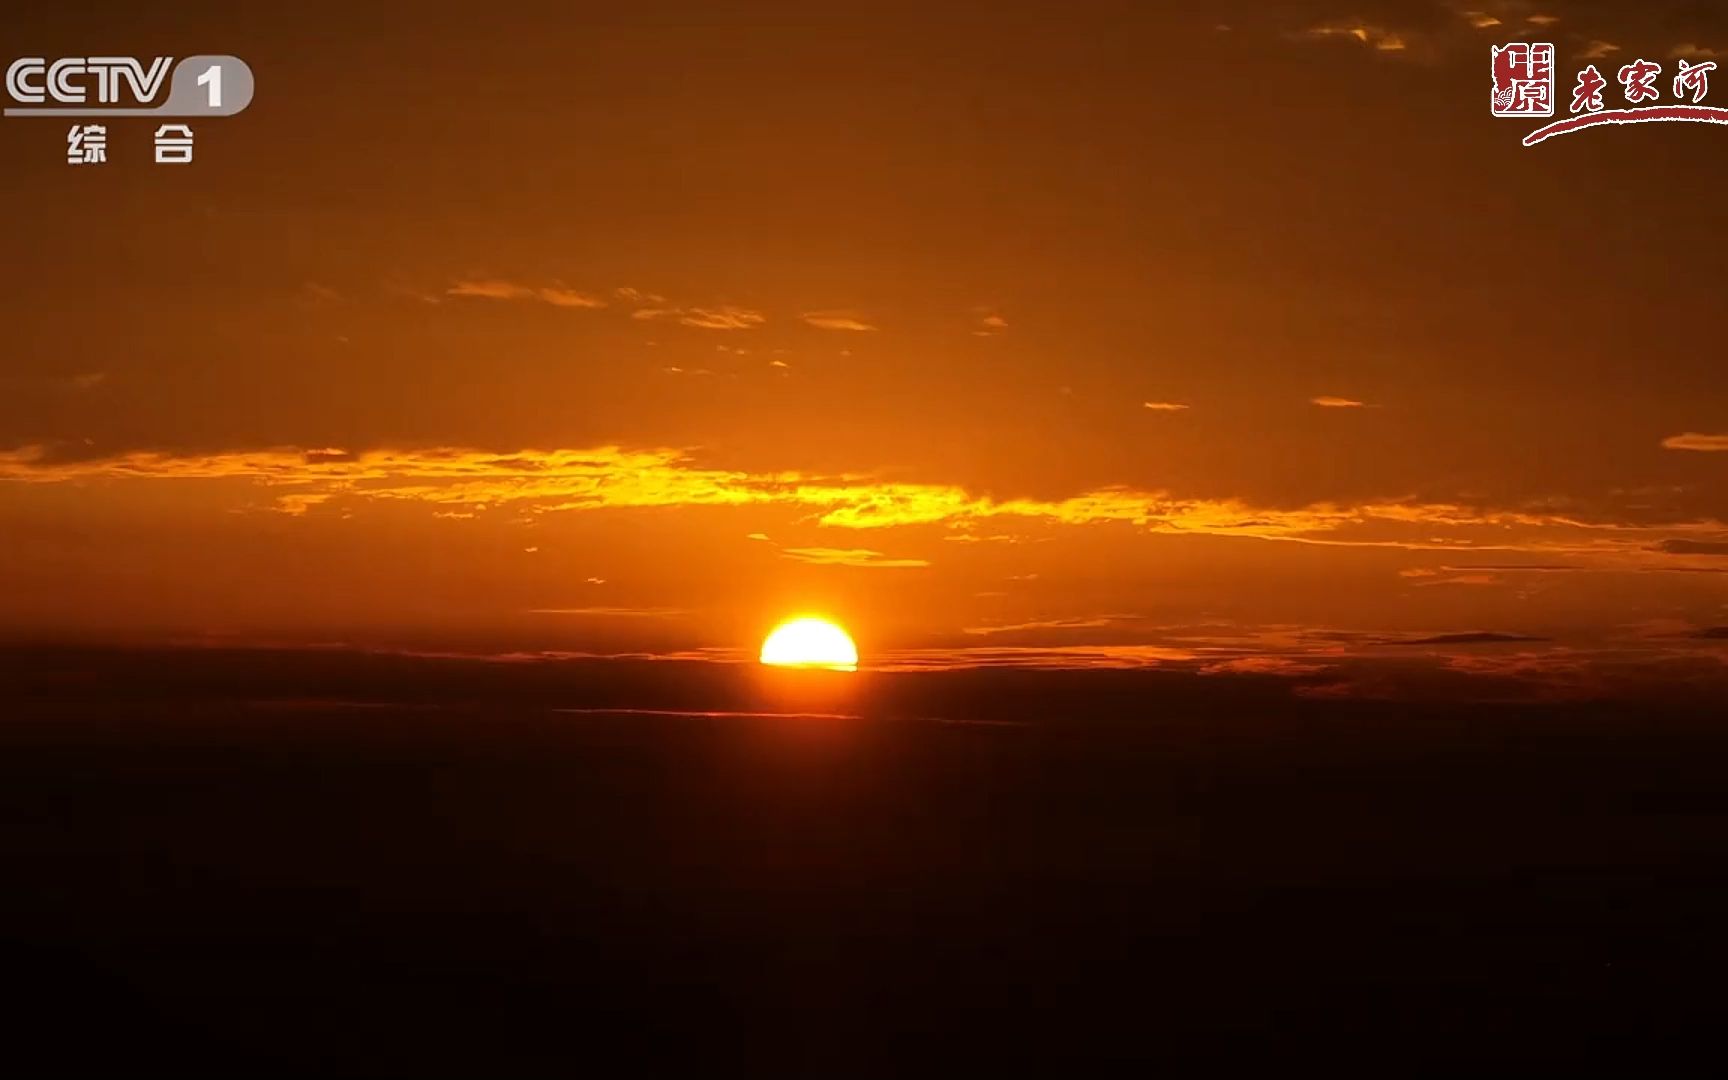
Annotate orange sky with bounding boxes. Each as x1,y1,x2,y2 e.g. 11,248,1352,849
2,2,1727,697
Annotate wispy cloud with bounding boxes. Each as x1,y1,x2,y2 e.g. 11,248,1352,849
1438,563,1578,573
527,606,689,618
632,305,766,330
446,280,607,309
971,310,1008,337
272,491,333,517
1400,568,1503,587
1301,20,1409,52
1142,401,1190,412
1652,539,1728,556
1670,44,1723,60
779,546,930,568
1311,395,1374,408
1392,631,1549,646
1403,559,1728,579
1580,40,1621,60
962,615,1133,636
1198,656,1334,677
5,443,1726,559
537,286,609,309
800,311,877,332
1662,432,1728,452
869,644,1199,672
446,280,533,301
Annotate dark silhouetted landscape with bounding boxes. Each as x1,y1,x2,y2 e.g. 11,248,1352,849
4,646,1725,1073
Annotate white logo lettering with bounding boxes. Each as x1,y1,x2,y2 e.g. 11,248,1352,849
4,56,175,105
6,57,45,102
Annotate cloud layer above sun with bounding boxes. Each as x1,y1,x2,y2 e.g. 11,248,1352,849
5,442,1727,560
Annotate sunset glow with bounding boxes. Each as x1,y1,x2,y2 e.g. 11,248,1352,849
9,5,1728,1071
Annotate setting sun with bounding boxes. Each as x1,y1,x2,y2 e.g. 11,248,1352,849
759,617,859,672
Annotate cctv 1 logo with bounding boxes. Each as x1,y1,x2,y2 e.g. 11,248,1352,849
6,56,253,115
5,55,253,166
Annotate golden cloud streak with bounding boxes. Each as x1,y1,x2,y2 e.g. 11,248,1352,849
779,546,930,568
800,311,878,332
1663,432,1728,452
1302,21,1408,52
446,280,607,309
1,444,1721,555
631,305,765,330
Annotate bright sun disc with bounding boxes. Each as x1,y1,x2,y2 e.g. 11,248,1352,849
759,617,859,672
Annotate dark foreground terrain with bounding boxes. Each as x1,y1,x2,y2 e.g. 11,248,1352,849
3,646,1725,1074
